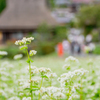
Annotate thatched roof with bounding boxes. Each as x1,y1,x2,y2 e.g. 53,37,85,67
0,0,57,31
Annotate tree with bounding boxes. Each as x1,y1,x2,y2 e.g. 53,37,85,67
77,5,100,41
0,0,6,14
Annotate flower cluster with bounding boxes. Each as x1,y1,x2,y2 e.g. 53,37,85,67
14,54,23,60
22,97,31,100
29,50,37,56
0,51,8,55
58,68,88,87
15,37,34,45
35,86,65,99
65,56,79,63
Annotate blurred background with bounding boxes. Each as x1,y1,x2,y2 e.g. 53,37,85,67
0,0,100,59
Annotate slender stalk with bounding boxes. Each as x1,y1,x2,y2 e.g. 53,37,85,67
26,50,33,100
67,87,71,100
38,78,43,100
80,78,83,100
50,78,52,86
50,94,53,100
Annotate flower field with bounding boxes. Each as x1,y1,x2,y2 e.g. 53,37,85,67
0,37,100,100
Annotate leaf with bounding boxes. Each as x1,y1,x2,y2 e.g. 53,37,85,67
20,46,28,50
32,86,39,88
24,88,31,91
42,75,48,79
26,58,33,63
32,88,39,91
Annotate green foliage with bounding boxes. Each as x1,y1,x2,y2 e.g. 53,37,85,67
49,0,55,10
53,25,67,43
0,0,6,13
91,30,99,42
78,5,100,35
0,46,25,59
41,42,55,55
93,44,100,55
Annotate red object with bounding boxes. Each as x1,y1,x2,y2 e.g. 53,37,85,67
57,42,63,57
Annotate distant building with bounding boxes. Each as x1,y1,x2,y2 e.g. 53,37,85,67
0,0,57,44
55,0,70,5
52,8,75,23
55,0,93,5
73,0,93,4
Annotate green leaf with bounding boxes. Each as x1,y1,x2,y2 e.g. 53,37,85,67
42,75,48,79
26,58,33,63
20,46,28,50
32,88,39,91
32,86,39,88
24,88,31,90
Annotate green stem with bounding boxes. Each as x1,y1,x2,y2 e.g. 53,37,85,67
50,78,52,86
50,94,53,100
26,50,33,100
80,78,83,100
67,87,71,100
38,78,43,100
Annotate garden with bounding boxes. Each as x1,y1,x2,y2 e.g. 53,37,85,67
0,37,100,100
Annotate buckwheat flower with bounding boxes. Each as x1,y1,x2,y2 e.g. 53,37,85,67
15,40,24,45
0,89,7,97
22,97,31,100
46,73,57,78
63,64,70,70
22,37,27,43
22,82,30,89
45,86,66,99
31,76,41,84
65,56,79,63
8,96,20,100
72,95,80,98
40,87,47,94
39,67,51,74
27,66,39,74
35,90,40,95
0,51,8,55
19,93,24,96
29,50,37,56
19,45,28,50
26,37,34,42
14,54,23,60
73,84,81,89
71,87,76,93
7,64,14,68
54,92,66,99
41,94,49,100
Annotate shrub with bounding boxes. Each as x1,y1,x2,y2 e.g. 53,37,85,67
93,44,100,55
0,46,25,59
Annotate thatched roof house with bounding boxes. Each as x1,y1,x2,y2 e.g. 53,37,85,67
0,0,57,32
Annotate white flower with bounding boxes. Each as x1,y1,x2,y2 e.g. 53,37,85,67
15,37,34,46
63,64,70,70
14,54,23,60
27,66,39,74
39,67,51,73
65,56,79,63
22,97,31,100
58,68,88,87
41,94,48,100
8,96,20,100
0,51,8,55
29,50,37,56
45,73,57,78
